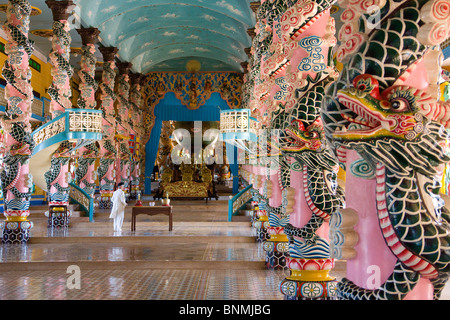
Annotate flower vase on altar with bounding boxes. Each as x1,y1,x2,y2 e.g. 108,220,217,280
162,192,170,206
135,192,142,206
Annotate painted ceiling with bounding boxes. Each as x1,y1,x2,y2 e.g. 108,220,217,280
15,0,256,74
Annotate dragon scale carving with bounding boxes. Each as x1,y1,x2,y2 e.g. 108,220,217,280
322,0,450,299
0,0,35,243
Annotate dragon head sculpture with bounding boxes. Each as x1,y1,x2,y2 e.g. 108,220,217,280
335,74,429,142
279,116,337,171
280,118,325,153
333,74,450,175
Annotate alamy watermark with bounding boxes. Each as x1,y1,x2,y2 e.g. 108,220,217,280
366,5,382,30
366,265,381,289
67,5,81,30
170,121,281,169
66,265,81,290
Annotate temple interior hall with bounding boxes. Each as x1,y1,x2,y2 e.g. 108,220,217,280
0,0,449,303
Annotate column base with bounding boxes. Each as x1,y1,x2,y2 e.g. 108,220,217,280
255,227,269,242
128,192,137,200
263,237,289,270
253,219,269,242
280,278,337,300
47,205,70,228
1,220,33,244
99,199,112,209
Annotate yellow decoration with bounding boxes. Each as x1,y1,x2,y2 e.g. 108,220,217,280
440,81,449,101
287,269,335,282
268,234,289,242
186,59,201,72
6,216,28,222
30,29,53,38
101,192,113,197
162,181,209,197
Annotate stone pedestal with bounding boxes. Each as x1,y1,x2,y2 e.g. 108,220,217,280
99,192,113,209
280,258,337,300
47,209,70,228
254,216,269,242
263,234,289,270
1,219,33,244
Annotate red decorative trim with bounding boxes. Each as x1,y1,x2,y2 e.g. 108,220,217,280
303,164,330,221
375,163,438,278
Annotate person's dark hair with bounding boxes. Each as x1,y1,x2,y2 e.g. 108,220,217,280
117,182,125,187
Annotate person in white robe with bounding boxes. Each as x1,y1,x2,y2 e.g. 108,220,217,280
110,182,127,232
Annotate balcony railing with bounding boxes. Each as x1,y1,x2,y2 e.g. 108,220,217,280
32,108,103,155
69,182,94,222
30,108,103,221
228,184,253,221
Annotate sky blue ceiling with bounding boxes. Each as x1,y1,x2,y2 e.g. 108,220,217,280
74,0,256,74
11,1,450,74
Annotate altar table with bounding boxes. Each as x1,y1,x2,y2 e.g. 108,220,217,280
131,206,173,232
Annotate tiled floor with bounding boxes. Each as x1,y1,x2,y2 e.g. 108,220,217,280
0,198,448,301
0,199,294,301
0,269,289,300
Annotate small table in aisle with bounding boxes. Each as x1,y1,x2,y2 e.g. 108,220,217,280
131,206,173,232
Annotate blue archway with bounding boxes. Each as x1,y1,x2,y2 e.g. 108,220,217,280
144,91,239,194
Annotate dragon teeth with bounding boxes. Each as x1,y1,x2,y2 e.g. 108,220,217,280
381,121,390,130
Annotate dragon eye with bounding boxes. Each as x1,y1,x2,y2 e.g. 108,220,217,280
308,131,319,138
390,98,409,112
357,83,366,91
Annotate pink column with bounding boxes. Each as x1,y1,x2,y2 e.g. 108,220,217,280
115,63,132,196
44,0,74,227
74,28,100,198
46,0,74,118
343,135,434,301
0,0,35,243
128,73,144,199
268,167,282,208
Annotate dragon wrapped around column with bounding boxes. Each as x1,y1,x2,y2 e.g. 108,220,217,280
128,74,144,200
75,142,99,198
44,141,72,227
74,28,100,203
99,47,118,120
98,46,118,209
277,75,345,300
246,0,343,299
249,0,297,271
46,0,73,118
116,63,132,128
0,0,35,243
323,0,450,300
117,141,132,194
97,139,116,209
44,0,75,227
115,63,132,195
76,27,100,110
